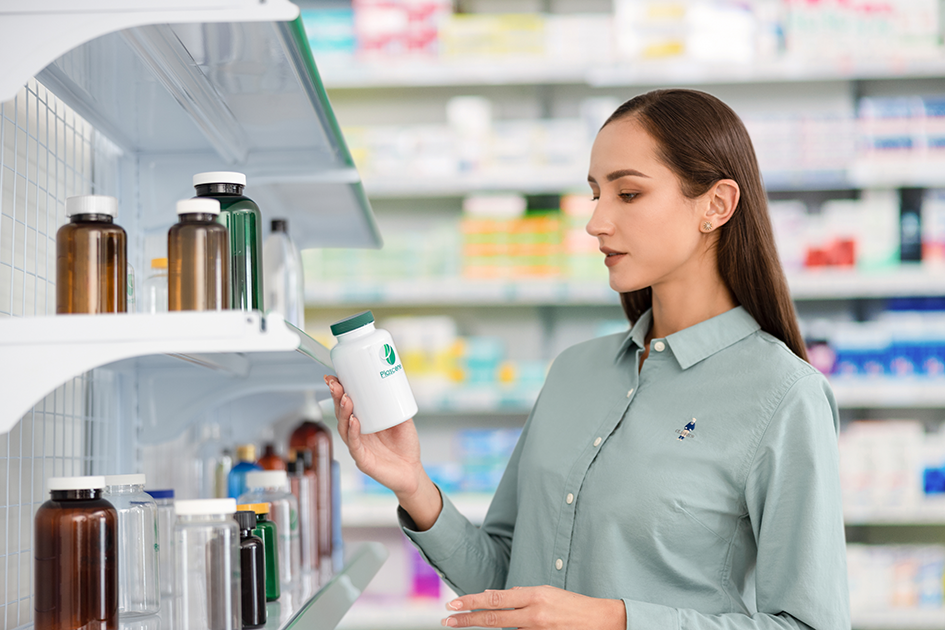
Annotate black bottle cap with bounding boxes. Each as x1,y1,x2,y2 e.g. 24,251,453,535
271,218,288,233
234,510,258,532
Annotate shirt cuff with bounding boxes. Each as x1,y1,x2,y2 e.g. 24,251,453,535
623,599,679,630
398,485,468,563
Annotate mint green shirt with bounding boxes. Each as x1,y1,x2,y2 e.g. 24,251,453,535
402,306,850,629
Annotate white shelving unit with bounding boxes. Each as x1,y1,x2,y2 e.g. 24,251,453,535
0,310,335,438
0,3,389,625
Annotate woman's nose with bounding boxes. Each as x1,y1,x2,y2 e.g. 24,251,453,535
586,204,612,238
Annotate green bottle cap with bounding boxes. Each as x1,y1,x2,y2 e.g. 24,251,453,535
330,310,375,336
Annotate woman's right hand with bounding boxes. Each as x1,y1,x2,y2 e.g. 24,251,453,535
325,375,443,529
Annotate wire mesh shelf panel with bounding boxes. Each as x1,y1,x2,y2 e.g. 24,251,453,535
0,79,124,630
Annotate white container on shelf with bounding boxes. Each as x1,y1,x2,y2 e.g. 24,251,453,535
330,310,418,434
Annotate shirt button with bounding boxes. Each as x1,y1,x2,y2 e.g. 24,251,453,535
653,341,666,352
566,493,574,504
593,437,602,447
555,559,563,570
626,388,634,398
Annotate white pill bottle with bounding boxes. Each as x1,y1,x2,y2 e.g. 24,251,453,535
330,310,418,434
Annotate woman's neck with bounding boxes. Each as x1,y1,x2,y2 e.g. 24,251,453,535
648,268,737,340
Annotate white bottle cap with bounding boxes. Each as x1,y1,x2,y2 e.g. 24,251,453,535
245,470,288,490
104,474,146,486
176,198,221,216
193,171,247,187
176,498,237,516
48,475,107,492
66,195,118,218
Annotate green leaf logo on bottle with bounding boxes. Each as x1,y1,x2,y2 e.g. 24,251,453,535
378,343,402,379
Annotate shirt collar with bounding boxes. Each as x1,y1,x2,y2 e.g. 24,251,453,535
615,306,761,370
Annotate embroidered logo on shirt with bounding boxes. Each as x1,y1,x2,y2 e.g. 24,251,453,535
675,418,697,441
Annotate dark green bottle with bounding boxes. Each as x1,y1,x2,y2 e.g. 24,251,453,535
193,172,264,311
238,502,280,601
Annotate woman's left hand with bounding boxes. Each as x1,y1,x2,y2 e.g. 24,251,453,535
441,585,626,630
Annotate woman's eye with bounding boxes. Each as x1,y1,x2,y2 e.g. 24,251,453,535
619,192,640,202
590,195,599,201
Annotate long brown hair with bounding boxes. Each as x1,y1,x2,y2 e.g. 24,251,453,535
603,89,808,361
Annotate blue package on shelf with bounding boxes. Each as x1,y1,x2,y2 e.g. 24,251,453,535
456,428,522,462
426,462,465,495
461,463,506,494
300,8,356,56
923,467,945,495
832,323,892,376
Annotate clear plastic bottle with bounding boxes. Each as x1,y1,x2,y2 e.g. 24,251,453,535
227,444,261,499
263,218,304,327
103,474,160,617
34,475,117,630
140,258,168,313
238,503,280,602
56,195,127,314
168,198,230,311
234,510,267,628
215,448,233,499
174,499,240,630
193,171,264,311
238,471,300,586
288,419,333,567
127,262,136,313
287,452,318,574
145,489,175,598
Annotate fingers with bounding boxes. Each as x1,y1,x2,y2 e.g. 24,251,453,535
447,588,531,613
324,376,353,442
441,608,525,628
348,415,363,452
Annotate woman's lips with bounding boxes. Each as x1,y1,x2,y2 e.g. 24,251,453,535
604,253,626,268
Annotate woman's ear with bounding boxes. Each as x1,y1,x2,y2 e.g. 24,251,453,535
703,179,739,229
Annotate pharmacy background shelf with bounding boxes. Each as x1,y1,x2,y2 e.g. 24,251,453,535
319,57,945,90
360,169,852,199
0,311,333,440
851,610,945,630
307,269,945,307
343,493,492,528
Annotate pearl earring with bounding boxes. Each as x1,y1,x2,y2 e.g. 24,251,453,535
701,221,713,233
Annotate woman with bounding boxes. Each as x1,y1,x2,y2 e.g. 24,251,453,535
325,89,850,629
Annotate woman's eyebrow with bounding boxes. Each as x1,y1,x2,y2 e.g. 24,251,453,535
587,168,651,184
606,168,650,181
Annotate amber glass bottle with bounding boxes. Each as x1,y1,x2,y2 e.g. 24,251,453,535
257,443,286,471
34,476,118,630
288,420,333,564
168,198,230,311
56,195,127,314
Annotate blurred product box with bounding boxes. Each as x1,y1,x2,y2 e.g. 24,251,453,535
440,13,545,58
784,0,941,61
352,0,452,57
301,8,357,57
847,544,945,614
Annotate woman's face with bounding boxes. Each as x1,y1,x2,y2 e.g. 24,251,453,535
586,118,709,295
